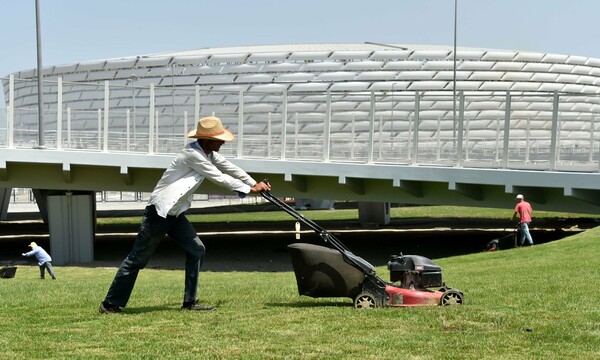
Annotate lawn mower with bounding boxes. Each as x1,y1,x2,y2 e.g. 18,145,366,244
0,265,17,279
487,224,519,251
260,188,464,308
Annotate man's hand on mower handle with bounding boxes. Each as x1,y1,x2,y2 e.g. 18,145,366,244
250,181,271,193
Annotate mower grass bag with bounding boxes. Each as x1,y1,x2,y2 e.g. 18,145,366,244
288,243,365,299
0,266,17,279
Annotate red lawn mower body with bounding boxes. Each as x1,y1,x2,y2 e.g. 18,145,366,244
384,286,443,307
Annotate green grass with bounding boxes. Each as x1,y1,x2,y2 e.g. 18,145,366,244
97,204,600,225
2,226,600,359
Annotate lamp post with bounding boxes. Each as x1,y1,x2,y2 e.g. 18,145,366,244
453,0,458,140
35,0,45,148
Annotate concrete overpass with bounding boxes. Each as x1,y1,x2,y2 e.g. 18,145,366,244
2,147,600,212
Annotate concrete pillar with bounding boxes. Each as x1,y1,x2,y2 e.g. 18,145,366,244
47,191,96,265
32,189,49,224
358,201,391,226
0,187,11,220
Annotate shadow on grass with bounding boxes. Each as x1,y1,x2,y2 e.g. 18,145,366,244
266,301,352,308
123,298,228,314
122,305,176,314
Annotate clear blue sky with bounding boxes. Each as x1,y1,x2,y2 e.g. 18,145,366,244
1,0,599,78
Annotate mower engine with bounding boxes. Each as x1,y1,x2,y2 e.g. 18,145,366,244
387,254,443,290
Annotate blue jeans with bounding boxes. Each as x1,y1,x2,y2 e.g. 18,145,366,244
519,222,534,246
104,205,205,308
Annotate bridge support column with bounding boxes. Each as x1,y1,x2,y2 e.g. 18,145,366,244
47,191,96,265
0,187,11,220
32,189,50,224
358,202,390,226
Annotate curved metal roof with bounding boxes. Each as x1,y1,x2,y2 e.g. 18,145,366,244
3,43,600,167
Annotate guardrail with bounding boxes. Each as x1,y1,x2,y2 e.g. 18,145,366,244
2,76,600,173
6,188,266,209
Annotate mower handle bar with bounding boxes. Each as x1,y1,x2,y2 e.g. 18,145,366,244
260,188,379,275
259,188,350,253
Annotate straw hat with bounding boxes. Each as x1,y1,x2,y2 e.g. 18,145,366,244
187,116,235,141
29,242,37,248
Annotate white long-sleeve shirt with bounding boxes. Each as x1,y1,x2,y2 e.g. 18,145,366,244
149,141,257,218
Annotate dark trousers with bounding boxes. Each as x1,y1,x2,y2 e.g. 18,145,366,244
39,261,56,279
103,205,206,308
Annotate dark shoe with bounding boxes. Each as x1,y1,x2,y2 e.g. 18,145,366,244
99,302,122,314
181,300,215,311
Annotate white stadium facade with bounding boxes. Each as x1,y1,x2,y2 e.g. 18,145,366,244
3,43,600,170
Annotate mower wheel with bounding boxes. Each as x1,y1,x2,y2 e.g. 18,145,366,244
354,293,377,309
439,289,464,306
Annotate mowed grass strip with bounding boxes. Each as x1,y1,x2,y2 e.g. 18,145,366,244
97,204,600,226
2,224,600,359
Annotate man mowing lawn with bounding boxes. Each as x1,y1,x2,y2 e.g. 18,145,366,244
99,116,271,314
512,194,534,246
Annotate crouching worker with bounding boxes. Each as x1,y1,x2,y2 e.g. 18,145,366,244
99,116,271,314
22,242,57,280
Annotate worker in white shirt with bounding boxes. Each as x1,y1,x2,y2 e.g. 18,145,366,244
99,116,271,314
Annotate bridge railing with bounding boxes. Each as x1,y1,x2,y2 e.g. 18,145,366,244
2,75,600,172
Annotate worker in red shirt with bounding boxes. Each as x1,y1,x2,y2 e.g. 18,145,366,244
512,194,534,246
